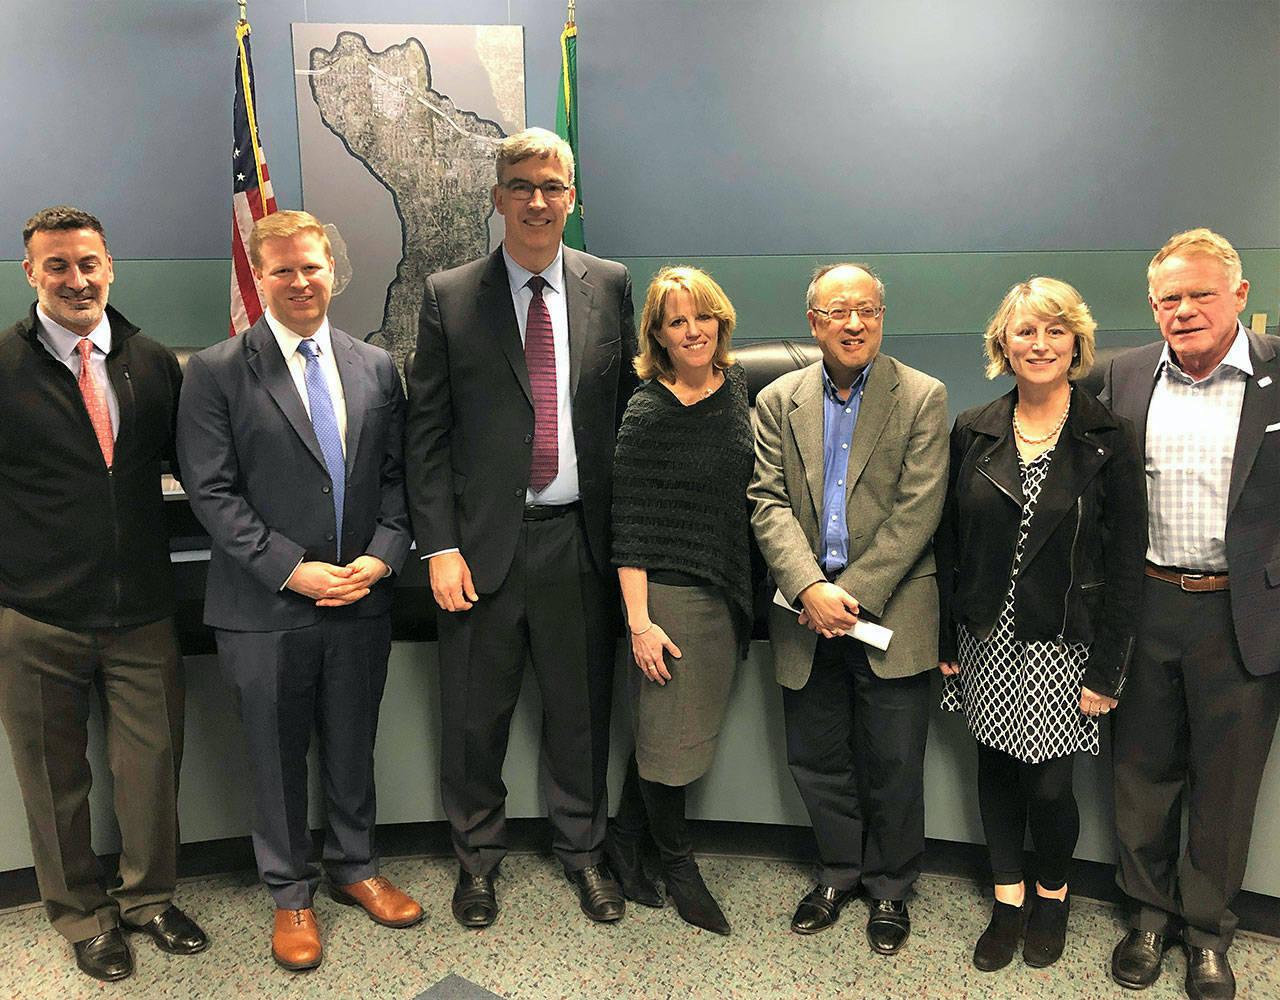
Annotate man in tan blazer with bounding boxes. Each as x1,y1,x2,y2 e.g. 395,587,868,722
750,263,948,954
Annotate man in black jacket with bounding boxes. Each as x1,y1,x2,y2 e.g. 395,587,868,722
0,206,206,982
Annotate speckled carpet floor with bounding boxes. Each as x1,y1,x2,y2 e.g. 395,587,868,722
2,853,1277,999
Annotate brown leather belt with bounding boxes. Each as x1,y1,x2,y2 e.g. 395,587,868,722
1144,562,1229,592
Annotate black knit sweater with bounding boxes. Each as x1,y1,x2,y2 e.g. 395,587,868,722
611,362,754,651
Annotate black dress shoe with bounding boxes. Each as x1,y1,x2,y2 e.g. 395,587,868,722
567,863,625,922
73,928,133,982
452,869,497,928
1111,928,1169,988
791,884,856,934
1185,945,1235,1000
866,898,910,954
1023,893,1069,968
123,904,209,954
663,859,730,936
604,830,662,908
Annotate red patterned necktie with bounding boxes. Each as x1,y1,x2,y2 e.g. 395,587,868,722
77,338,114,467
525,276,558,491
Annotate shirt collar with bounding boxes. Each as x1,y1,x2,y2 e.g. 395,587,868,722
503,243,564,297
265,309,333,362
821,358,873,403
1155,321,1253,382
35,305,112,362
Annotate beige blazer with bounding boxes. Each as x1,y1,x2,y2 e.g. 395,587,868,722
750,355,948,688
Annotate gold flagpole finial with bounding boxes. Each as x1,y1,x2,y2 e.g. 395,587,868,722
237,0,248,27
567,0,576,27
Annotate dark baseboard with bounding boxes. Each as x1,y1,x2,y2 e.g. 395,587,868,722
3,819,1276,939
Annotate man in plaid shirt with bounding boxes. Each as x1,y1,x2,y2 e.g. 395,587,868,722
1100,229,1280,1000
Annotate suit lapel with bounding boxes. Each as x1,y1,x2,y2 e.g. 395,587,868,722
787,366,826,524
1228,330,1280,518
481,250,533,408
331,329,367,475
564,248,593,397
844,358,897,498
244,320,328,472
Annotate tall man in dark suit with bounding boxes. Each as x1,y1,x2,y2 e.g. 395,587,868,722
1101,229,1280,1000
177,211,420,972
0,206,207,982
750,264,948,954
406,127,637,927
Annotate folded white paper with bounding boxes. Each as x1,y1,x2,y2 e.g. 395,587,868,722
772,588,893,651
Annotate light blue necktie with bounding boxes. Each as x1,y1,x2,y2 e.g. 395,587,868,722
296,337,345,560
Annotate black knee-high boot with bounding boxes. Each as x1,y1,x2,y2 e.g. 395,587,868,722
639,775,730,935
604,755,662,907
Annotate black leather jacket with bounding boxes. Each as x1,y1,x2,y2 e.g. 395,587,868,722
935,386,1146,697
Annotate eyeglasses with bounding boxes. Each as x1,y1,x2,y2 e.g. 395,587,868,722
501,179,570,201
811,305,884,323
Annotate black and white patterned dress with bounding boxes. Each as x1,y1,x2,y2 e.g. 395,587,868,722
941,447,1098,763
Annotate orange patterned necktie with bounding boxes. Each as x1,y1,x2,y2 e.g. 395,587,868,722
77,338,114,467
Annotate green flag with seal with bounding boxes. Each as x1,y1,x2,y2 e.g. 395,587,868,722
556,12,584,249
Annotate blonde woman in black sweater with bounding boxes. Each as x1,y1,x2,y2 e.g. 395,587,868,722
606,267,753,935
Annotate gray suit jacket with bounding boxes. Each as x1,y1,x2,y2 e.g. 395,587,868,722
750,355,949,687
1100,327,1280,677
177,317,411,631
405,245,637,590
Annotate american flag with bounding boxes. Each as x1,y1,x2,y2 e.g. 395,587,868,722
230,17,277,337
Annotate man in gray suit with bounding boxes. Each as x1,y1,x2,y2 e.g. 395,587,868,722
178,211,420,972
1101,229,1280,1000
750,263,948,954
406,128,636,927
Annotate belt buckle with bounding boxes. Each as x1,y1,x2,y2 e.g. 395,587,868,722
1180,572,1204,592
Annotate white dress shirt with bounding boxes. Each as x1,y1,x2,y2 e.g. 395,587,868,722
36,306,120,437
264,310,348,456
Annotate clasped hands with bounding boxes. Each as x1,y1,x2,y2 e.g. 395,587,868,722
285,555,388,606
796,581,860,639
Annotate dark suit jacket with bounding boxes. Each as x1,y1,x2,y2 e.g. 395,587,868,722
176,317,411,631
1100,327,1280,677
405,246,637,591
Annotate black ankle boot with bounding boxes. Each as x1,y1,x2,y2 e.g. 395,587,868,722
973,897,1027,971
1023,893,1070,967
664,858,730,936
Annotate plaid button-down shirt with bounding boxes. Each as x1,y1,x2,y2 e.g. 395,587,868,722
1145,324,1251,571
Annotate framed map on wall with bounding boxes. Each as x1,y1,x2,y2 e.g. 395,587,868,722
292,23,525,370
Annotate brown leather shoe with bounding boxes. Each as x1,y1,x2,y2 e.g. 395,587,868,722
331,876,424,928
271,908,321,971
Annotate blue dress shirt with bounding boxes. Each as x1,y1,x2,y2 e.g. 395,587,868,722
820,360,872,574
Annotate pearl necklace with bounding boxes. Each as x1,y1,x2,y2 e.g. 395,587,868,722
1013,391,1071,444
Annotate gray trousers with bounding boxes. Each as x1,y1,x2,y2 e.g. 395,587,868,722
437,508,614,875
1114,576,1280,951
0,607,183,942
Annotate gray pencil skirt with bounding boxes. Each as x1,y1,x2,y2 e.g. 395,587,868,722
630,581,738,786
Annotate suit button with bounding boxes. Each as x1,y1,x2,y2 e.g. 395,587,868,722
524,433,533,444
325,533,334,541
514,488,522,498
322,485,331,494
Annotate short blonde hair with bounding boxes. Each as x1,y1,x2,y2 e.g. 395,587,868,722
1148,227,1243,291
984,276,1097,381
635,266,736,382
249,210,332,269
495,127,575,186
